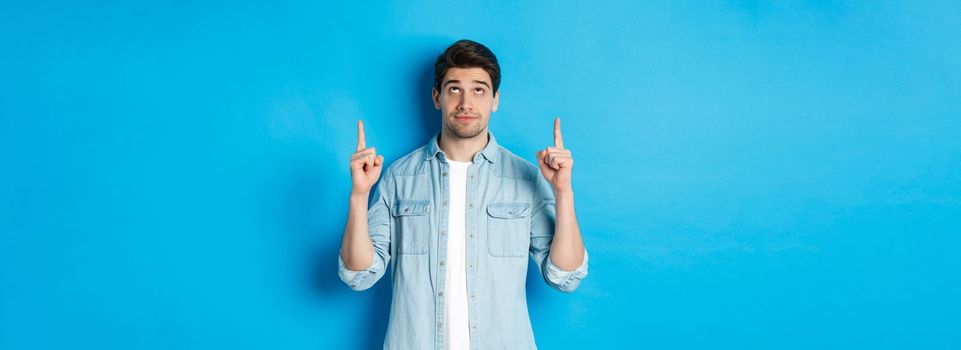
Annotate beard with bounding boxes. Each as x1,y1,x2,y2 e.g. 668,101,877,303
445,113,487,139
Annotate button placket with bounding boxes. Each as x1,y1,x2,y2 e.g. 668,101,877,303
437,161,449,328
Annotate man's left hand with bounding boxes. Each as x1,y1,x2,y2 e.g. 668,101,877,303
537,117,574,193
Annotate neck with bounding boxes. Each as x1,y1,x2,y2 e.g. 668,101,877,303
439,129,489,162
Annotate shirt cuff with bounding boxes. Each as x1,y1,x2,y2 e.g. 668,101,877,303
338,254,382,290
545,249,589,288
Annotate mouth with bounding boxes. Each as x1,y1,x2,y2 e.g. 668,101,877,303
454,114,479,123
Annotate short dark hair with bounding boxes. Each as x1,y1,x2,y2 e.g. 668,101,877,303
434,39,501,93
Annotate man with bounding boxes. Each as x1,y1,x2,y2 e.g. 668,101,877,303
338,39,588,350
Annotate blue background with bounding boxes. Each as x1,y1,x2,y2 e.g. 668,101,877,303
2,1,960,349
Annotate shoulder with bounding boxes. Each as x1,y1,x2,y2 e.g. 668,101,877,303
383,145,430,178
493,145,539,181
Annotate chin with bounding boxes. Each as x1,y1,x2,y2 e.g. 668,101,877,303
447,124,486,139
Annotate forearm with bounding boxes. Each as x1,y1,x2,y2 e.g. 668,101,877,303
549,189,585,271
340,193,375,271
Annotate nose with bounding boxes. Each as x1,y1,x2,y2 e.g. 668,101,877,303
457,95,473,112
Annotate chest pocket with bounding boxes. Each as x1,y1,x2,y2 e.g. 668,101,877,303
393,200,431,255
486,202,532,257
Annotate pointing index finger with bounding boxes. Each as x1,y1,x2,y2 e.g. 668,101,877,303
553,117,564,149
357,120,366,151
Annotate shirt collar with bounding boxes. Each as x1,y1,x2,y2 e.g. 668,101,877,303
425,131,499,163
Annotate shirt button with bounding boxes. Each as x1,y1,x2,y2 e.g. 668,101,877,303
438,291,444,297
440,260,446,266
441,230,447,235
443,172,448,176
468,203,473,208
468,234,474,239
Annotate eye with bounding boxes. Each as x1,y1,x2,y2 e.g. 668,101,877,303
473,87,485,95
448,86,461,94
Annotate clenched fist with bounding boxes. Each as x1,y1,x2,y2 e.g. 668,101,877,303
536,117,574,193
350,120,384,196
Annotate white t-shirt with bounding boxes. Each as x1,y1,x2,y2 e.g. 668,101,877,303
444,160,471,350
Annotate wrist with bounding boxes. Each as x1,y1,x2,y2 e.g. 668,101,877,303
349,191,369,203
554,187,574,199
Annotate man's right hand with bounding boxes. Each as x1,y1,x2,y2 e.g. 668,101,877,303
350,120,384,196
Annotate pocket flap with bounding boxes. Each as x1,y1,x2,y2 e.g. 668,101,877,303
393,200,431,216
486,202,532,219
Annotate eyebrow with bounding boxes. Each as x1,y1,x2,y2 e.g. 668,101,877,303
443,79,492,89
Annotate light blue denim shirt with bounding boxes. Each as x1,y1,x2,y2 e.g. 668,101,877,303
338,132,589,349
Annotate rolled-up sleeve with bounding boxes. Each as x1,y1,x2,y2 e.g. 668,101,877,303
545,249,589,291
529,172,589,293
338,253,385,291
337,174,392,291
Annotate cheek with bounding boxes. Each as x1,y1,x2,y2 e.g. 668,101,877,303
438,97,451,110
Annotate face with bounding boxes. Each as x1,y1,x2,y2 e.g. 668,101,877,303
432,67,500,139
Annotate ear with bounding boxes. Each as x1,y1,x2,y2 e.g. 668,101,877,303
491,90,500,112
432,87,441,110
